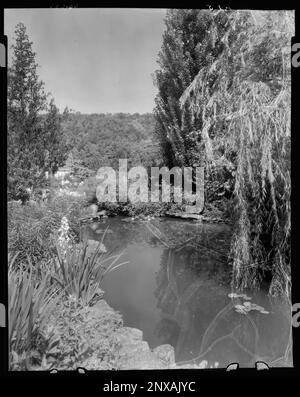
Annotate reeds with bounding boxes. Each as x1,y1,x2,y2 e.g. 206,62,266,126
8,253,62,369
52,229,128,306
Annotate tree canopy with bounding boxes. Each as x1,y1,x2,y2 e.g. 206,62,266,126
155,9,293,296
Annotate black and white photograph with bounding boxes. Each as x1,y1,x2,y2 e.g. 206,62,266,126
3,6,294,372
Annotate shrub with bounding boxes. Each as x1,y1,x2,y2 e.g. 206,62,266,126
98,200,186,217
44,298,123,370
8,195,86,268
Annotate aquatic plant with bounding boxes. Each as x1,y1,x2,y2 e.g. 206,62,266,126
174,293,292,368
57,216,76,257
8,254,62,370
52,230,128,306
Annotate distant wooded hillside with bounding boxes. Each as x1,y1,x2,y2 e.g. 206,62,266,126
61,112,162,171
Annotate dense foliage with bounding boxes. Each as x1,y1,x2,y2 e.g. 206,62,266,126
9,252,123,370
154,9,236,208
155,9,293,296
8,197,127,370
8,196,84,267
61,112,162,172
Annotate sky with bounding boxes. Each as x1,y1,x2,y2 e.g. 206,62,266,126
4,8,166,114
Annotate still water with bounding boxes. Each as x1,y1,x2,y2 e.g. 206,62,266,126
84,217,292,368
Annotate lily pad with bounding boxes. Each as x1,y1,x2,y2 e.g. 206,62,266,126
234,301,270,315
228,292,252,300
234,304,248,314
260,310,270,314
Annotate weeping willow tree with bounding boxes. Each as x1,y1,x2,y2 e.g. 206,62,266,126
179,10,293,296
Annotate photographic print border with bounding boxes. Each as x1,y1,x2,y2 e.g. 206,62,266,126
0,0,299,389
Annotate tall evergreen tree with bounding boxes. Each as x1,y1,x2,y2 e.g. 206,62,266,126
153,9,229,168
43,100,69,176
7,23,67,200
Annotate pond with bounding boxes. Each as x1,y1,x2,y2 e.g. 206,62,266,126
83,217,292,368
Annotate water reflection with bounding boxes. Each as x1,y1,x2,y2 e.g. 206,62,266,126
83,217,292,368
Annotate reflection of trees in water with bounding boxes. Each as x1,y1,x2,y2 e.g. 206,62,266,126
154,246,231,362
177,298,292,368
154,246,292,367
82,218,153,254
84,218,292,367
83,218,181,249
84,218,232,264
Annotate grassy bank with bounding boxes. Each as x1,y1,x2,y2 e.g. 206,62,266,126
8,194,122,370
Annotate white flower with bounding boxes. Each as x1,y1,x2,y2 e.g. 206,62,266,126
57,216,74,257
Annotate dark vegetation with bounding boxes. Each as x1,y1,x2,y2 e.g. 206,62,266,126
62,112,161,171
